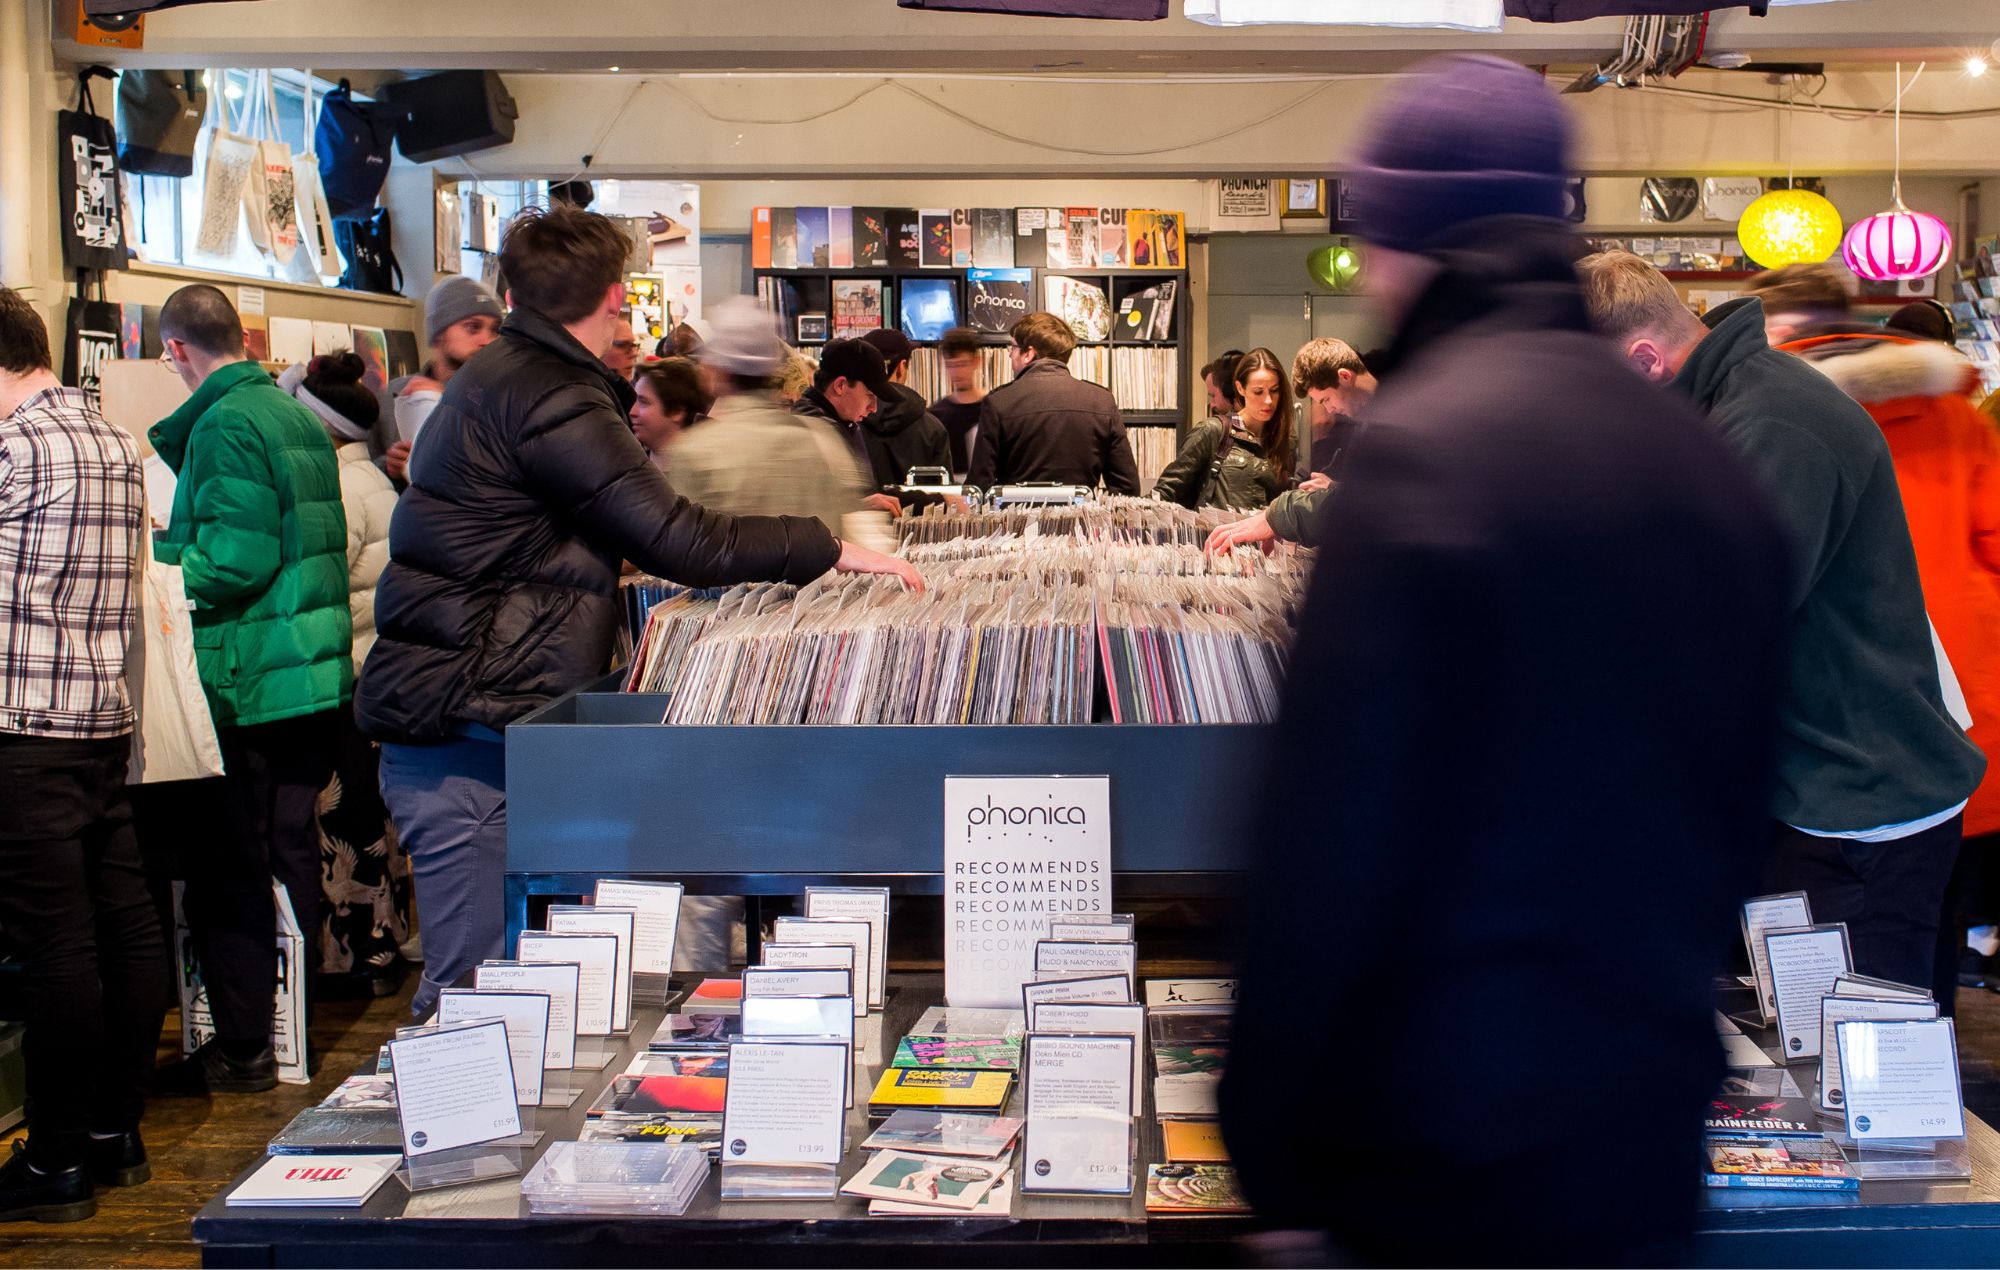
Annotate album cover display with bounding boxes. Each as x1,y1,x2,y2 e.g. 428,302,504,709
862,1111,1025,1158
1705,1137,1859,1191
1145,1164,1249,1213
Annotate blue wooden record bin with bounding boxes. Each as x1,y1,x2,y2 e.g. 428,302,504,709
503,674,1260,950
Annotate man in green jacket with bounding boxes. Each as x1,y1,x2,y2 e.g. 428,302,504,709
151,285,352,1093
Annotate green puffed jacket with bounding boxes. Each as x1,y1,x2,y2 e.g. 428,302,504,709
151,359,353,729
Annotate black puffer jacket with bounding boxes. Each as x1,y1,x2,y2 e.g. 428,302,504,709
859,384,952,489
356,307,839,742
966,359,1139,493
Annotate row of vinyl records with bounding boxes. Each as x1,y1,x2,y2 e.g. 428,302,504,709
622,498,1305,725
900,345,1181,415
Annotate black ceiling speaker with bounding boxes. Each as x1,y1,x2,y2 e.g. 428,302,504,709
379,71,518,165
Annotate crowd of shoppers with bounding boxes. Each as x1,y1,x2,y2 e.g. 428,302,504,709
4,60,1998,1267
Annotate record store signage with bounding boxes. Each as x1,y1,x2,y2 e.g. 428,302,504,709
944,776,1111,1009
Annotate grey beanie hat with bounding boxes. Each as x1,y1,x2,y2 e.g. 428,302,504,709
424,275,505,346
700,296,786,377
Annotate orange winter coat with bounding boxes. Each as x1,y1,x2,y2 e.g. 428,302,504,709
1790,334,2000,836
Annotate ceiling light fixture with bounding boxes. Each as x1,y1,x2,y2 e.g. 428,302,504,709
1736,76,1842,269
1967,57,1989,78
1842,61,1953,282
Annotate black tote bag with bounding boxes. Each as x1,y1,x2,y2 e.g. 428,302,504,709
62,276,123,405
58,70,128,272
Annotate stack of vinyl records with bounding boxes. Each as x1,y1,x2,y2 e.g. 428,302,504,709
520,1141,709,1216
1128,426,1179,489
626,497,1306,724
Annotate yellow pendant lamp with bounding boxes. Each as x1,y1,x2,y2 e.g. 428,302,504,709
1736,76,1842,270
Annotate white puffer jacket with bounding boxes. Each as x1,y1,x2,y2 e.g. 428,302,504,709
336,441,398,668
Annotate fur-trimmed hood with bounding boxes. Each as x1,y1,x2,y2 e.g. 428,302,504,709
1784,334,1978,404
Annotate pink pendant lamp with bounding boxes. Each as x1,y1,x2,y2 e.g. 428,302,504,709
1842,63,1954,281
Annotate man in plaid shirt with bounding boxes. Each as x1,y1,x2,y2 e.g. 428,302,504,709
0,287,168,1223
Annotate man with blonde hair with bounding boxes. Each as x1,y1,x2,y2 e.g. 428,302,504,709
1202,340,1376,554
1579,249,1983,1004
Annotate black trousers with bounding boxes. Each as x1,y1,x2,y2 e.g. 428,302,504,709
1765,814,1964,1013
183,711,338,1046
0,733,169,1170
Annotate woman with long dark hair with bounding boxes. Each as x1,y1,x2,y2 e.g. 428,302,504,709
1153,346,1295,511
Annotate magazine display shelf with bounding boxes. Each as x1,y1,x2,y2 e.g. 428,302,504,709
503,676,1257,952
192,974,2000,1269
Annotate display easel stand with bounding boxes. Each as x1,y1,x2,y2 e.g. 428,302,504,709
1834,1135,1974,1181
574,1038,620,1071
539,1072,583,1109
632,972,674,1008
719,1161,839,1201
398,1143,526,1193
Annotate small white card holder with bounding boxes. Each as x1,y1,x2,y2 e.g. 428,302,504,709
1832,1017,1972,1181
386,1019,527,1193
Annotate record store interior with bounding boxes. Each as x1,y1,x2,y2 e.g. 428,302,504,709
11,0,2000,1265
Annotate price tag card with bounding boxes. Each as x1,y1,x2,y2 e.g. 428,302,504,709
516,932,618,1036
740,998,856,1106
1026,1001,1145,1114
591,880,684,977
436,990,550,1105
740,995,857,1046
771,917,871,1017
1765,923,1852,1060
744,966,854,1002
1033,940,1136,997
759,942,858,976
1047,913,1135,942
546,906,637,1032
1838,1017,1966,1141
723,1040,849,1165
1742,892,1812,1024
1020,1033,1135,1195
1022,974,1132,1015
475,961,580,1070
1818,995,1939,1114
803,886,890,1009
387,1020,522,1158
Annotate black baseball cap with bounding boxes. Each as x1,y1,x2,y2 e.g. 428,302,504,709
859,328,913,372
815,338,896,400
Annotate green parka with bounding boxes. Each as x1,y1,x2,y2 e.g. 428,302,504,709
150,359,352,729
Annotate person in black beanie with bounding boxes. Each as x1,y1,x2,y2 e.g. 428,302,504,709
1218,55,1792,1266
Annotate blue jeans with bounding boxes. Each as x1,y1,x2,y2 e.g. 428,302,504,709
380,737,506,1020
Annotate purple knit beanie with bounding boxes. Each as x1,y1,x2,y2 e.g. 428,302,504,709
1349,55,1574,253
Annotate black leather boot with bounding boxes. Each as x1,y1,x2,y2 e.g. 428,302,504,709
0,1141,97,1224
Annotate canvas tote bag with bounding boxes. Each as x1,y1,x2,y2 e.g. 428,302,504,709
193,73,269,258
126,521,224,785
250,70,301,266
290,72,340,280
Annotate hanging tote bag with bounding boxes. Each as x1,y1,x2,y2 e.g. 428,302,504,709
290,72,340,280
193,73,266,258
125,522,225,785
251,70,301,266
61,272,122,405
57,68,128,271
335,208,402,293
314,79,397,222
116,69,207,178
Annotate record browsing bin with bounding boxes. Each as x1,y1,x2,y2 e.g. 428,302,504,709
504,675,1256,951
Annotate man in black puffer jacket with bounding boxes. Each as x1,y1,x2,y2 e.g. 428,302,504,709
357,206,920,1017
856,330,952,491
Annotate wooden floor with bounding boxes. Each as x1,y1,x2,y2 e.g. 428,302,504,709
12,970,2000,1267
0,982,415,1270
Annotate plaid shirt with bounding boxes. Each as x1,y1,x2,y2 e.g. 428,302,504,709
0,386,143,740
